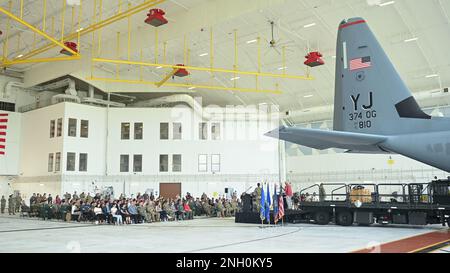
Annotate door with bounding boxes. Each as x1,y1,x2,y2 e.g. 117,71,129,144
159,183,181,199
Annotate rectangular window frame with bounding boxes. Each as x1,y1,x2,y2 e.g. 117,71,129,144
57,118,63,137
134,122,143,140
211,123,221,140
172,154,182,172
48,153,54,172
133,154,143,173
159,154,169,172
173,123,182,140
198,154,208,172
68,118,77,137
121,123,130,140
55,152,61,172
120,154,130,173
160,123,169,140
199,122,208,140
79,153,88,172
66,152,76,172
211,154,221,173
80,120,89,138
50,120,55,138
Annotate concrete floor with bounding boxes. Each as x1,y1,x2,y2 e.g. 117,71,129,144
0,215,447,253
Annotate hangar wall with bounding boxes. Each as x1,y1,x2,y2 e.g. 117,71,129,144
7,102,280,200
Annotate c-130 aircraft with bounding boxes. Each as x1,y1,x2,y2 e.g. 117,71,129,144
266,17,450,173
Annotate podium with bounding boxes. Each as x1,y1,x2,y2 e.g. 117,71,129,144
242,194,253,213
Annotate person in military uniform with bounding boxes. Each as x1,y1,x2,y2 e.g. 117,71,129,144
230,198,238,216
145,201,157,223
137,201,149,223
202,200,211,217
8,195,15,215
1,195,6,214
216,199,225,218
15,194,22,213
224,200,232,217
253,183,262,212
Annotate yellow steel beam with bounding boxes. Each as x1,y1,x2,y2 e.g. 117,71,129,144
8,0,166,65
156,68,178,88
92,58,314,81
3,56,81,65
88,77,283,94
0,6,79,58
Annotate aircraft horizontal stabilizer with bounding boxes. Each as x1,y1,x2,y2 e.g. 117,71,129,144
265,126,388,151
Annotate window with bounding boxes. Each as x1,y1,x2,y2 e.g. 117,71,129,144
211,123,221,140
159,154,169,172
120,155,129,172
66,152,76,171
133,155,142,172
57,118,62,137
55,152,61,172
68,118,77,137
48,153,54,172
80,120,89,138
79,153,88,172
198,154,208,172
134,122,143,140
160,123,169,140
173,123,182,140
173,154,182,172
199,122,208,140
211,154,221,173
121,123,130,140
50,120,55,138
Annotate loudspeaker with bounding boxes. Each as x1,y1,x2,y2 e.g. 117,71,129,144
444,87,449,93
225,188,229,194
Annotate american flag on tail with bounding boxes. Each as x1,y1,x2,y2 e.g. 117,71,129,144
0,113,7,155
350,56,371,71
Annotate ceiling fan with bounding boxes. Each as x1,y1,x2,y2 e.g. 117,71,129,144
263,20,295,57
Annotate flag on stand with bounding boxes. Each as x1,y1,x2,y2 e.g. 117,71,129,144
260,184,266,222
277,195,285,223
273,184,279,224
265,183,271,223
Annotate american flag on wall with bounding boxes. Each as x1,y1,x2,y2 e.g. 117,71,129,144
0,113,8,155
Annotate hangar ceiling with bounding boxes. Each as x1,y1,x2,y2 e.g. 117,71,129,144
1,0,450,123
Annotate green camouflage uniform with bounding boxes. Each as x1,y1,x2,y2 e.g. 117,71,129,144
137,204,149,223
15,195,22,213
253,186,262,212
8,195,15,215
1,196,6,214
202,202,211,216
231,200,238,216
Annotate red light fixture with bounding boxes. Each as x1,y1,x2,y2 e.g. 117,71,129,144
174,64,189,77
304,51,325,67
145,9,168,27
60,42,78,56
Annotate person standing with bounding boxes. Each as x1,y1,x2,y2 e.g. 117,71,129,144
284,182,293,209
253,183,262,212
15,194,22,213
47,194,53,204
8,195,15,215
1,195,6,214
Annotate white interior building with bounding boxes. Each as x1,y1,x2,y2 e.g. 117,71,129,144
0,0,449,254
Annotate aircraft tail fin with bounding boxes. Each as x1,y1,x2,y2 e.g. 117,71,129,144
333,18,431,135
